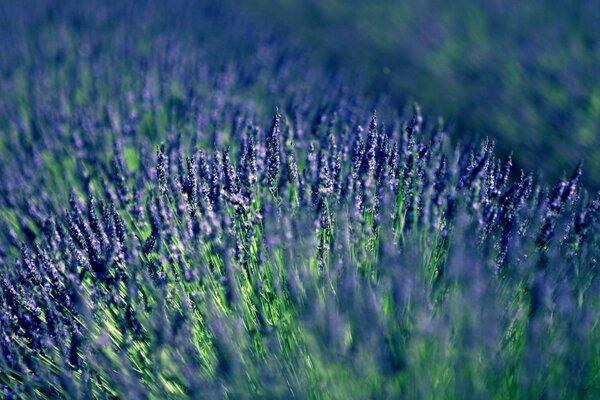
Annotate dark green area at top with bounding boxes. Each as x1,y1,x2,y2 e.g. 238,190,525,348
238,0,600,187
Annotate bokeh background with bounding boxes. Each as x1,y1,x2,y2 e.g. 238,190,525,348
237,0,600,187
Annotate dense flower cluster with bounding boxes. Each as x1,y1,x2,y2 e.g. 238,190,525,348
240,0,600,188
1,1,599,399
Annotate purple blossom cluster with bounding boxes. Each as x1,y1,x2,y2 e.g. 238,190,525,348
0,1,599,398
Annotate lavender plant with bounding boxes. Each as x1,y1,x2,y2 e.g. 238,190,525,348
1,1,599,399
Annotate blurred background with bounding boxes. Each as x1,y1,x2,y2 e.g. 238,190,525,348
3,0,599,188
236,0,600,188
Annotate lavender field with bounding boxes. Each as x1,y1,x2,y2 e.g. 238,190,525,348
1,1,599,399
